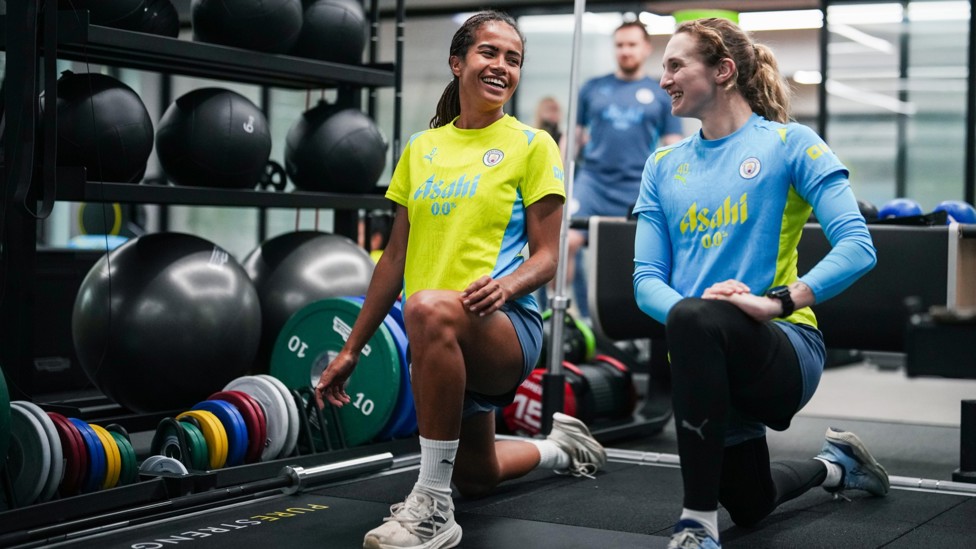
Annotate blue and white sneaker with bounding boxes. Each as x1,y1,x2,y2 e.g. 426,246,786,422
363,491,462,549
815,427,890,497
667,519,722,549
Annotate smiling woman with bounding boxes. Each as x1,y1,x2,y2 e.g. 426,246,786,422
429,12,525,129
635,17,885,549
313,10,607,549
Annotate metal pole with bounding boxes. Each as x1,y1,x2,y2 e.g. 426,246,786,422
541,0,587,436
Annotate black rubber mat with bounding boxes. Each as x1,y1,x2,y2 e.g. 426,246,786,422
41,491,666,548
31,456,976,548
315,461,976,548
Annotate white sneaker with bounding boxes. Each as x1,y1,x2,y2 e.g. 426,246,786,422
547,412,607,478
363,491,462,549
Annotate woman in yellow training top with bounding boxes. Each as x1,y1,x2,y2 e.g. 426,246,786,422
315,11,606,549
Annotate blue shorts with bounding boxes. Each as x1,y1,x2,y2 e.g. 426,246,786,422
462,299,543,418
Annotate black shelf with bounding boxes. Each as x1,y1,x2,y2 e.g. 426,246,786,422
60,179,393,211
0,17,396,89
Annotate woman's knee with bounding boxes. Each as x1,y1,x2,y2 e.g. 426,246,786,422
404,291,459,329
666,298,715,332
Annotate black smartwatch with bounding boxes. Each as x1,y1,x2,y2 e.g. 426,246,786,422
765,285,794,318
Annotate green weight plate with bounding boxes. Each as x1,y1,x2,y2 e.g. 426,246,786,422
177,420,210,471
8,405,52,506
270,298,400,447
176,410,227,469
109,431,138,486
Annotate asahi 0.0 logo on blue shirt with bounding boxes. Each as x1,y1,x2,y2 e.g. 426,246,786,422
483,149,504,167
739,157,761,179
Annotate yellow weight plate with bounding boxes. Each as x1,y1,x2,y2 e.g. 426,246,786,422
177,410,228,469
89,424,121,490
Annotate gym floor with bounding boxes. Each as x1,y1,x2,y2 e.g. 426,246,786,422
23,360,976,549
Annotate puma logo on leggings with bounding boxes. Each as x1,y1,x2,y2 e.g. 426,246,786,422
681,418,709,440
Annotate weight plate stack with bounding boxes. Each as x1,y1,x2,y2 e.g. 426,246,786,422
48,412,87,497
255,374,301,458
12,401,62,503
269,298,401,447
7,405,52,506
68,418,107,493
89,423,122,490
343,296,416,440
223,375,289,461
192,399,249,467
176,410,229,469
209,390,268,464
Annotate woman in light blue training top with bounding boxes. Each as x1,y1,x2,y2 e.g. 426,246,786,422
632,18,889,549
315,11,605,549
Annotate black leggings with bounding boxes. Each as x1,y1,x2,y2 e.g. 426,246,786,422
666,298,812,514
719,436,827,527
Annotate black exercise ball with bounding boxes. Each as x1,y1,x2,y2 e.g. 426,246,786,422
156,88,271,189
291,0,367,64
72,233,262,413
857,199,879,222
139,0,181,38
191,0,303,54
242,231,374,370
41,71,154,183
285,102,388,193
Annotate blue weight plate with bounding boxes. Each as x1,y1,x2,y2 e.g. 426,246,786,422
69,418,106,493
193,400,248,467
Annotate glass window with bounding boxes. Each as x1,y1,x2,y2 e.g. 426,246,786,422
826,1,970,210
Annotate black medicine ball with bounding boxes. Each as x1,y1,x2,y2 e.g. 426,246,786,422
42,71,154,183
191,0,303,54
140,0,181,37
156,88,272,189
291,0,367,64
285,102,388,194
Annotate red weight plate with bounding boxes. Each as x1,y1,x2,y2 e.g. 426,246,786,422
47,412,87,497
210,390,266,464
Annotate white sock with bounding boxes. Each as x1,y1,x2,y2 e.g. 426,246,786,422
815,457,844,488
413,437,458,503
680,508,719,541
529,439,570,470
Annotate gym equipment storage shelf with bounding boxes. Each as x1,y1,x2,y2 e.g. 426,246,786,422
1,0,406,403
56,170,393,211
0,15,395,90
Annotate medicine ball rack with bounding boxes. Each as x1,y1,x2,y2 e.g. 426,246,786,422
0,0,416,537
0,0,403,402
